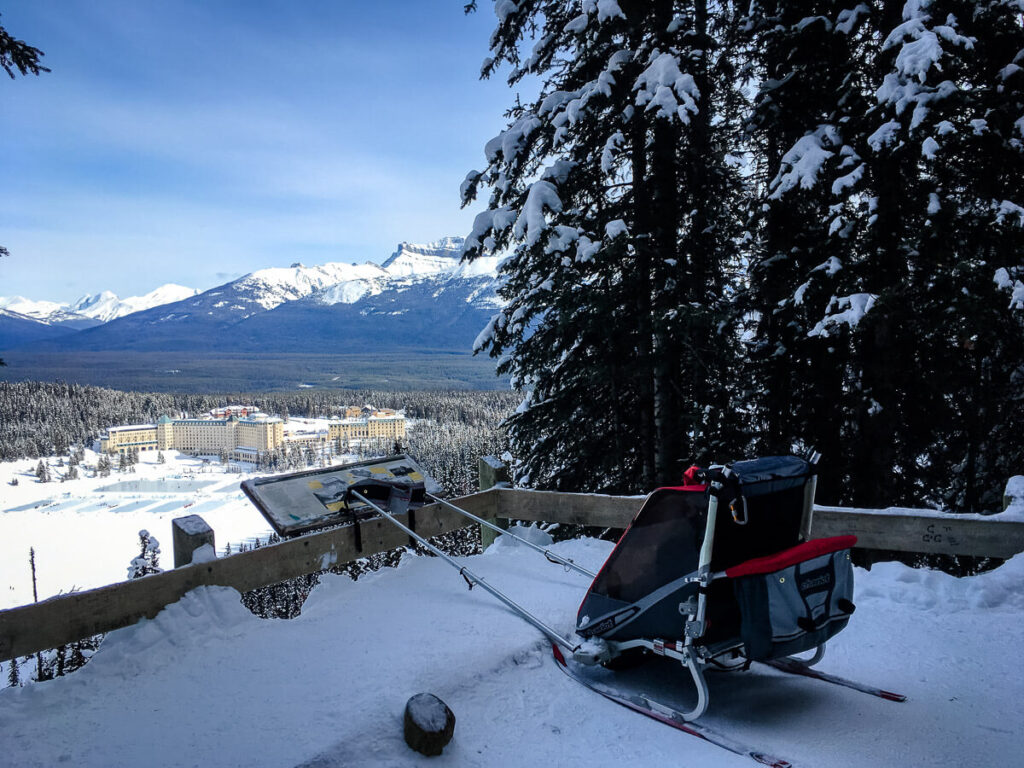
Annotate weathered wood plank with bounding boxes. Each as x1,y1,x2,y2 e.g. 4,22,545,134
810,506,1024,559
5,483,1022,664
494,488,1024,559
478,456,511,547
495,488,641,528
0,492,497,663
172,514,216,568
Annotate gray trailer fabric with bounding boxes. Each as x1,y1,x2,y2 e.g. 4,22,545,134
730,456,813,497
732,547,855,661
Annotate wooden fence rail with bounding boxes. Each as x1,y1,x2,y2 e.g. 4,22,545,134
0,491,494,663
490,489,1024,559
2,458,1022,664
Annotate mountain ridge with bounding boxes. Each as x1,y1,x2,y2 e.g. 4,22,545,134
1,237,502,358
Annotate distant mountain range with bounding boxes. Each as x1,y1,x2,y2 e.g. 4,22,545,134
0,238,502,356
0,284,199,329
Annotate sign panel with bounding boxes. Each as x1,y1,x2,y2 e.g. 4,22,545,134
241,454,440,537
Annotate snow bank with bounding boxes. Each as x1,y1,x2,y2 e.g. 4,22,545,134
1,542,1021,767
483,522,555,554
857,553,1024,612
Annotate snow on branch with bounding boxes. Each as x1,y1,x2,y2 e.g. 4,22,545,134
633,52,699,123
770,126,839,198
882,3,974,83
836,4,871,35
464,206,516,255
544,225,580,255
995,200,1024,227
601,130,625,174
604,219,628,238
597,0,626,23
494,0,520,24
575,236,601,263
540,159,577,185
867,119,901,150
460,170,483,205
485,114,542,164
993,268,1024,310
832,163,864,195
514,181,563,247
473,312,502,353
808,293,877,338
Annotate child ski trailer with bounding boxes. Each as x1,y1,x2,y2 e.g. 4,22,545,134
341,454,906,767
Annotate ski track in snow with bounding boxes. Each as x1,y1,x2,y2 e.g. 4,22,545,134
0,524,1021,768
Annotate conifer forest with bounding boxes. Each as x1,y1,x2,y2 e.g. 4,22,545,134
0,381,515,496
461,0,1024,512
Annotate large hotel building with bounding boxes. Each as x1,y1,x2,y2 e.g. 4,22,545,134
328,408,405,444
100,406,406,461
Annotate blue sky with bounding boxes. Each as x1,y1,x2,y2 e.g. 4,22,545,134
1,1,515,304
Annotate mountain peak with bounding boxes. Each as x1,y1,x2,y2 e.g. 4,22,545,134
382,237,468,277
69,284,200,323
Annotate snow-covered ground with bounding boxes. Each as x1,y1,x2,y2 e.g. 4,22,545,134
1,528,1021,767
0,450,272,609
0,422,360,610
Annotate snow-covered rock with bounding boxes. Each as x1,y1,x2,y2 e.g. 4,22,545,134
381,237,466,277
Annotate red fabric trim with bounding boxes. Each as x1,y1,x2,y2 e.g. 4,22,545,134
683,465,702,484
725,535,858,578
659,484,707,492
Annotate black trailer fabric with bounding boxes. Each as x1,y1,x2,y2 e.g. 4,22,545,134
576,487,706,641
729,456,814,497
576,455,837,655
732,547,855,661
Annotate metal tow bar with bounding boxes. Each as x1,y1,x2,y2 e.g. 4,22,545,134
424,492,596,579
351,491,581,654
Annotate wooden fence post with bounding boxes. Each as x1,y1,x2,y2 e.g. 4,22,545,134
478,456,510,549
172,515,216,568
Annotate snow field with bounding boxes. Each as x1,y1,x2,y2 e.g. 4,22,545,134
1,533,1021,768
0,428,352,610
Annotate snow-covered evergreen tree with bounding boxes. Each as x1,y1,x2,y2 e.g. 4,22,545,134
7,656,19,687
740,0,1024,510
843,0,1024,509
738,0,875,501
127,530,162,579
463,0,748,492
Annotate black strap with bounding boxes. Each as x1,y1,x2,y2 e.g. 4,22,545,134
350,513,363,554
407,507,417,548
796,555,837,633
342,478,426,554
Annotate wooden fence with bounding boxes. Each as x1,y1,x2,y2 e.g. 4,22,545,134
2,459,1022,663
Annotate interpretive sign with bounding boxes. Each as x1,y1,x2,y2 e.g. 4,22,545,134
241,454,441,536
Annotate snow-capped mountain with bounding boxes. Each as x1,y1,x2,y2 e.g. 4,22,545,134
8,238,502,355
71,284,199,323
0,296,100,329
382,237,500,280
0,284,200,328
227,262,388,316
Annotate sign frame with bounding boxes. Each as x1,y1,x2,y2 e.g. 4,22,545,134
241,454,440,537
